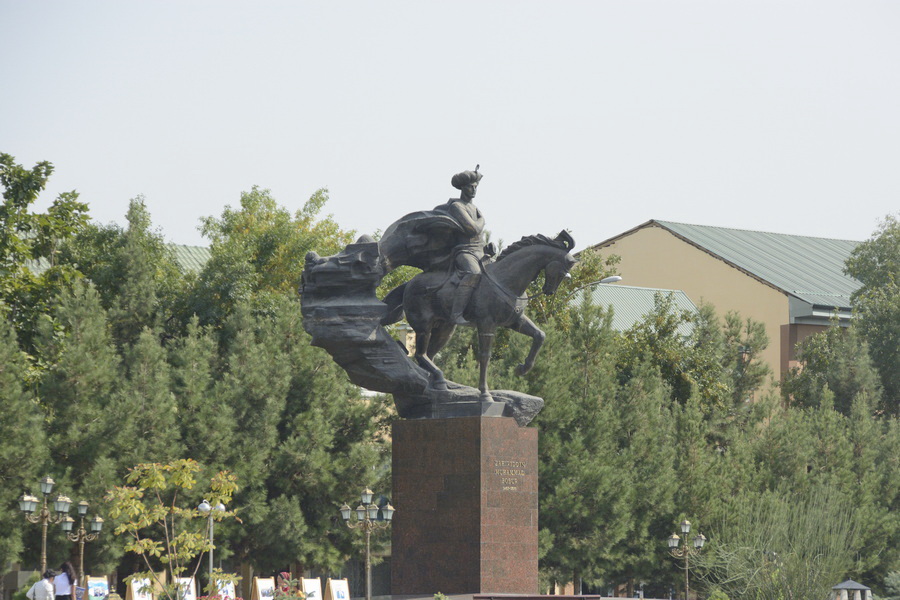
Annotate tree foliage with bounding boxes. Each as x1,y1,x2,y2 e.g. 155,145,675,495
782,319,882,415
0,316,47,572
1,168,390,584
0,153,89,355
618,295,770,413
6,158,900,599
185,186,354,327
106,460,239,600
845,214,900,413
695,486,858,600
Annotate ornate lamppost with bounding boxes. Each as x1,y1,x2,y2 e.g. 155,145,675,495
62,500,104,586
339,488,395,600
18,476,73,573
198,499,226,589
666,519,706,600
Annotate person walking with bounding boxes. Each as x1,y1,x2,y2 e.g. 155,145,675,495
54,563,77,600
26,570,56,600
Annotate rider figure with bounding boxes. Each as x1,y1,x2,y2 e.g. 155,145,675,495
443,166,494,323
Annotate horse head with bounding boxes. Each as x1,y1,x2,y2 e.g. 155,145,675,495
541,230,577,295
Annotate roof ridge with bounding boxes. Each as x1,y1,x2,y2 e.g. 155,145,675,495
597,283,690,294
654,219,862,243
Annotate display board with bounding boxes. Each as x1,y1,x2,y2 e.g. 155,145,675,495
86,577,109,600
175,578,196,600
125,577,154,600
323,579,349,600
300,579,321,600
250,577,275,600
215,580,237,600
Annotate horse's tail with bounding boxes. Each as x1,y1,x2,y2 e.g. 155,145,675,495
379,282,408,326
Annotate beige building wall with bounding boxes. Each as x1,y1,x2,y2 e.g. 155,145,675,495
782,322,828,377
597,225,791,382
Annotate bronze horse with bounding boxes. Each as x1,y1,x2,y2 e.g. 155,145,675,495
384,231,576,401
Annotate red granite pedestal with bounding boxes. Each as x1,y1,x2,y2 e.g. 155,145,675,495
391,416,538,596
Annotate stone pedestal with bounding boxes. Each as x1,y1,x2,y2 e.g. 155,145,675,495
391,417,538,595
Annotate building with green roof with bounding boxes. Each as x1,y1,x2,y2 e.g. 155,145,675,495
577,283,699,337
27,244,210,276
589,220,861,382
169,244,211,273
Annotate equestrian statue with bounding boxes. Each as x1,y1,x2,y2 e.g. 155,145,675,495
300,166,576,426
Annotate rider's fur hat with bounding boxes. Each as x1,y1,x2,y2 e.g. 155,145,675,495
451,165,483,190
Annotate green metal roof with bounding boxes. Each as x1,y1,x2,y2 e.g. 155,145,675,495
575,284,698,336
614,220,861,311
25,244,210,275
169,244,211,273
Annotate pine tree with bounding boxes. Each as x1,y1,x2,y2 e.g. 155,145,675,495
110,329,184,466
846,394,900,584
0,314,47,571
530,302,632,590
606,364,677,588
170,317,236,465
36,282,120,480
220,297,391,573
59,198,186,348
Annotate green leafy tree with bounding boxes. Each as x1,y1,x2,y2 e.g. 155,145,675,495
32,276,196,577
845,214,900,414
0,153,89,355
604,363,678,590
781,319,882,415
106,460,239,600
525,247,620,329
618,297,769,413
185,186,354,327
618,296,719,410
845,393,900,585
180,191,391,575
59,197,187,348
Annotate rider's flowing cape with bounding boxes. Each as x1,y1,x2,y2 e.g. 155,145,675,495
378,204,465,272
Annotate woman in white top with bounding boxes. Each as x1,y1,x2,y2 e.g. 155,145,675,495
26,570,56,600
54,563,77,600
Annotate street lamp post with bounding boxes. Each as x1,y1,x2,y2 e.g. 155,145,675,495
61,501,104,586
339,488,395,600
18,476,73,573
666,519,706,600
198,499,226,590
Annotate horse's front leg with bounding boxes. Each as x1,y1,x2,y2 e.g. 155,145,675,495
414,328,448,391
511,315,546,376
477,327,496,401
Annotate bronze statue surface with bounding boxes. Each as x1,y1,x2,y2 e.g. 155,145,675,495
300,167,575,426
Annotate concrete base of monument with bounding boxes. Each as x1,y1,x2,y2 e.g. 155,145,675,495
392,417,539,596
395,387,544,427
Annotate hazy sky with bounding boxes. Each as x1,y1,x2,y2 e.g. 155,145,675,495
2,1,898,252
